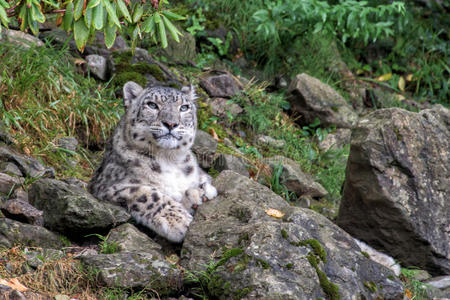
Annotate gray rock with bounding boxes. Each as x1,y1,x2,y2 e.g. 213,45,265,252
0,218,63,248
425,276,450,290
0,145,55,178
0,29,44,48
337,105,450,275
213,154,249,177
288,73,358,128
57,137,79,152
106,223,162,253
24,248,64,268
0,173,24,195
0,285,51,300
317,128,352,152
1,199,44,226
0,121,14,145
86,55,109,81
29,178,130,235
0,162,23,177
156,26,196,64
192,130,218,169
257,135,286,149
181,171,404,299
210,97,243,119
200,73,242,98
78,252,182,291
263,156,328,198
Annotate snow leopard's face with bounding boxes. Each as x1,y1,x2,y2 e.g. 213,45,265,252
123,81,197,150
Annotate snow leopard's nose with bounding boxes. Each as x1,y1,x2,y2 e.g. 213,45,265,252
162,121,179,130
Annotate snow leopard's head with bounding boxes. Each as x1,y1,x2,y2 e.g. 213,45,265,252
123,81,197,151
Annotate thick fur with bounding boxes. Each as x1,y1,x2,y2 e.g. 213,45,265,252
89,82,217,242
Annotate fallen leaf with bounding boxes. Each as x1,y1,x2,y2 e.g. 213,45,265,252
0,278,28,292
406,74,414,81
208,128,220,141
395,94,406,101
73,58,86,66
376,73,392,82
165,254,179,265
265,208,284,218
398,76,406,92
404,287,413,299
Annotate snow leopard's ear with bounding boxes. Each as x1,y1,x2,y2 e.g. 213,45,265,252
181,84,197,103
123,81,143,109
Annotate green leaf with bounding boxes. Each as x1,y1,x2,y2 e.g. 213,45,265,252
161,10,185,21
162,15,180,42
0,0,10,9
74,18,90,51
0,5,9,27
84,7,93,28
116,0,131,23
31,3,45,23
73,0,84,21
92,1,103,30
252,9,269,22
19,5,28,31
104,23,116,48
154,11,161,23
102,0,120,27
27,8,39,35
141,14,155,34
157,14,167,48
62,2,74,31
86,0,100,9
132,4,143,23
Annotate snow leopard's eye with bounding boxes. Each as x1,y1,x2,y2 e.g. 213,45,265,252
180,104,190,112
147,101,159,110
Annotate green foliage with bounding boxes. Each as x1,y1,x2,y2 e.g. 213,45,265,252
400,268,431,300
269,162,296,202
0,0,185,51
184,248,246,299
86,233,119,254
0,42,120,179
187,0,405,75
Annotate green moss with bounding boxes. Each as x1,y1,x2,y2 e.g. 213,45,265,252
291,239,327,263
112,50,133,65
131,62,165,81
113,72,147,88
361,251,370,259
280,229,288,239
208,166,220,178
255,258,271,270
306,249,340,299
234,286,253,299
215,247,244,268
317,268,340,300
363,281,378,293
393,127,402,141
285,263,294,270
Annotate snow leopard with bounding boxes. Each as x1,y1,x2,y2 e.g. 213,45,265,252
89,81,217,243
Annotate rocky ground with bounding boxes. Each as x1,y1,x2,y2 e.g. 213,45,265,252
0,26,449,300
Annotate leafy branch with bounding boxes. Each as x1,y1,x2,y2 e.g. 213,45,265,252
0,0,185,51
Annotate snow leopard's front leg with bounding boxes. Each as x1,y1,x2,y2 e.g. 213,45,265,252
107,185,193,243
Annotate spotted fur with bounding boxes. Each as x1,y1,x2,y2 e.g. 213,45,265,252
89,81,217,243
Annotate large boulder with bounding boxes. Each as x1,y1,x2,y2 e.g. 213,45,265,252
181,171,404,299
0,218,63,248
192,130,218,169
288,73,358,128
337,106,450,275
78,252,182,291
263,156,328,198
0,145,54,178
200,73,242,98
106,223,162,253
29,178,130,236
